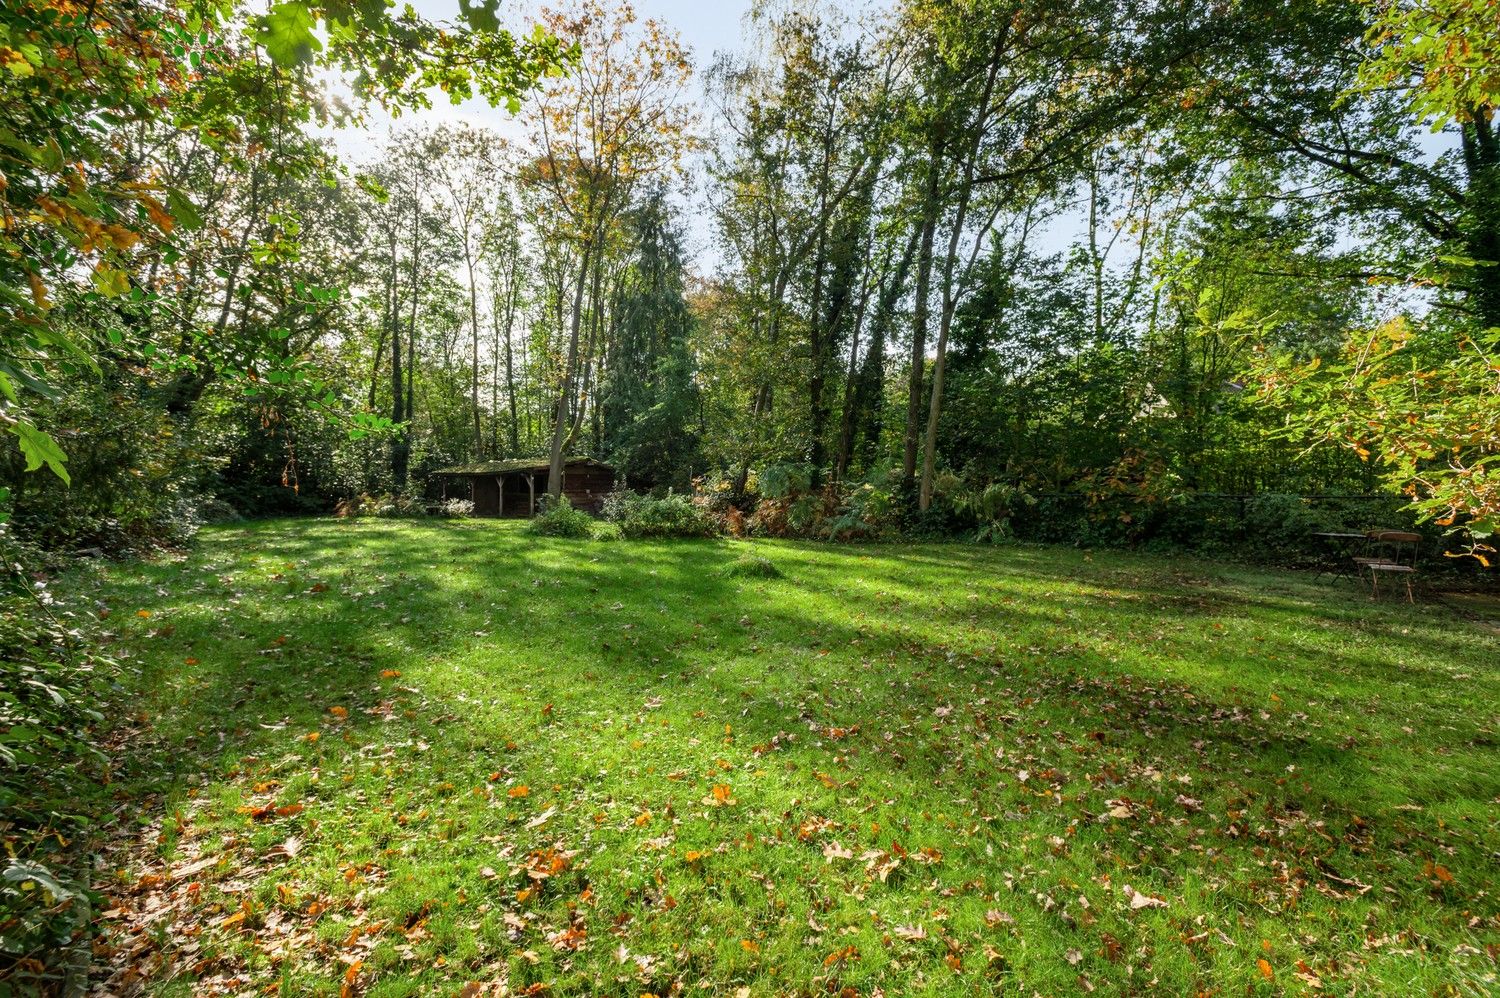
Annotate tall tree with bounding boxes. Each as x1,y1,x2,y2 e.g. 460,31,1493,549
529,0,694,499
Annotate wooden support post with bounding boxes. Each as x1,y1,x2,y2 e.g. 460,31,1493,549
495,476,504,517
527,474,535,516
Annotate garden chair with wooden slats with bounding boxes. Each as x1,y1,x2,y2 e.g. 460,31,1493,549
1357,530,1422,602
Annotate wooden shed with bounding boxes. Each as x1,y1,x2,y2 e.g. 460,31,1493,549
430,458,616,518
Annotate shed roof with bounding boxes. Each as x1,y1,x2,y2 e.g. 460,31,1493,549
430,457,614,477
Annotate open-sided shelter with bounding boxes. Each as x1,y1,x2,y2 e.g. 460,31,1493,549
430,458,615,517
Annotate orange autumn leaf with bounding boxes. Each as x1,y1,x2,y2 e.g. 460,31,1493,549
634,810,651,826
328,706,349,720
508,785,531,798
1424,860,1455,884
1257,958,1274,980
380,669,401,678
305,732,320,743
741,939,760,953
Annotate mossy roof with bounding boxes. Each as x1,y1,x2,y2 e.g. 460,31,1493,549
430,458,613,476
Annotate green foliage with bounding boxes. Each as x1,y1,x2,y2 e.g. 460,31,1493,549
1256,319,1500,562
2,376,206,552
528,496,595,538
0,0,571,488
756,463,815,501
602,489,719,540
601,191,702,489
0,526,114,983
1354,0,1500,129
820,482,903,541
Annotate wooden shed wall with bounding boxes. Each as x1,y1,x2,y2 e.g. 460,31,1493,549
441,464,614,518
560,466,613,515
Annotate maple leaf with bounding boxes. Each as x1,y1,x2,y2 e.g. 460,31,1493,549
508,785,531,798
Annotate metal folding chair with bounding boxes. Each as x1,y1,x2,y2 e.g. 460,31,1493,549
1358,530,1421,602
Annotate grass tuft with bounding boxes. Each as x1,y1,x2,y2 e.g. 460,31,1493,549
719,552,783,579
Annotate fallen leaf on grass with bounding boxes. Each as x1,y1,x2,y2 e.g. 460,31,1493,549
170,855,218,881
1122,884,1167,910
508,785,531,798
1257,957,1274,980
1295,960,1323,988
822,841,854,862
1423,860,1455,884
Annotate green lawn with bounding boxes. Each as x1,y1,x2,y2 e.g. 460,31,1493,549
74,519,1498,996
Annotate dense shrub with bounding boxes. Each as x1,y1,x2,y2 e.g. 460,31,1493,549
335,491,429,519
0,516,113,987
602,489,719,539
821,482,902,540
1,378,206,554
529,496,595,538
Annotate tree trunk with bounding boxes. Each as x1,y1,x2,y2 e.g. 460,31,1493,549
903,149,942,488
840,229,917,479
467,244,483,459
548,239,594,499
920,40,1004,511
504,251,522,453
